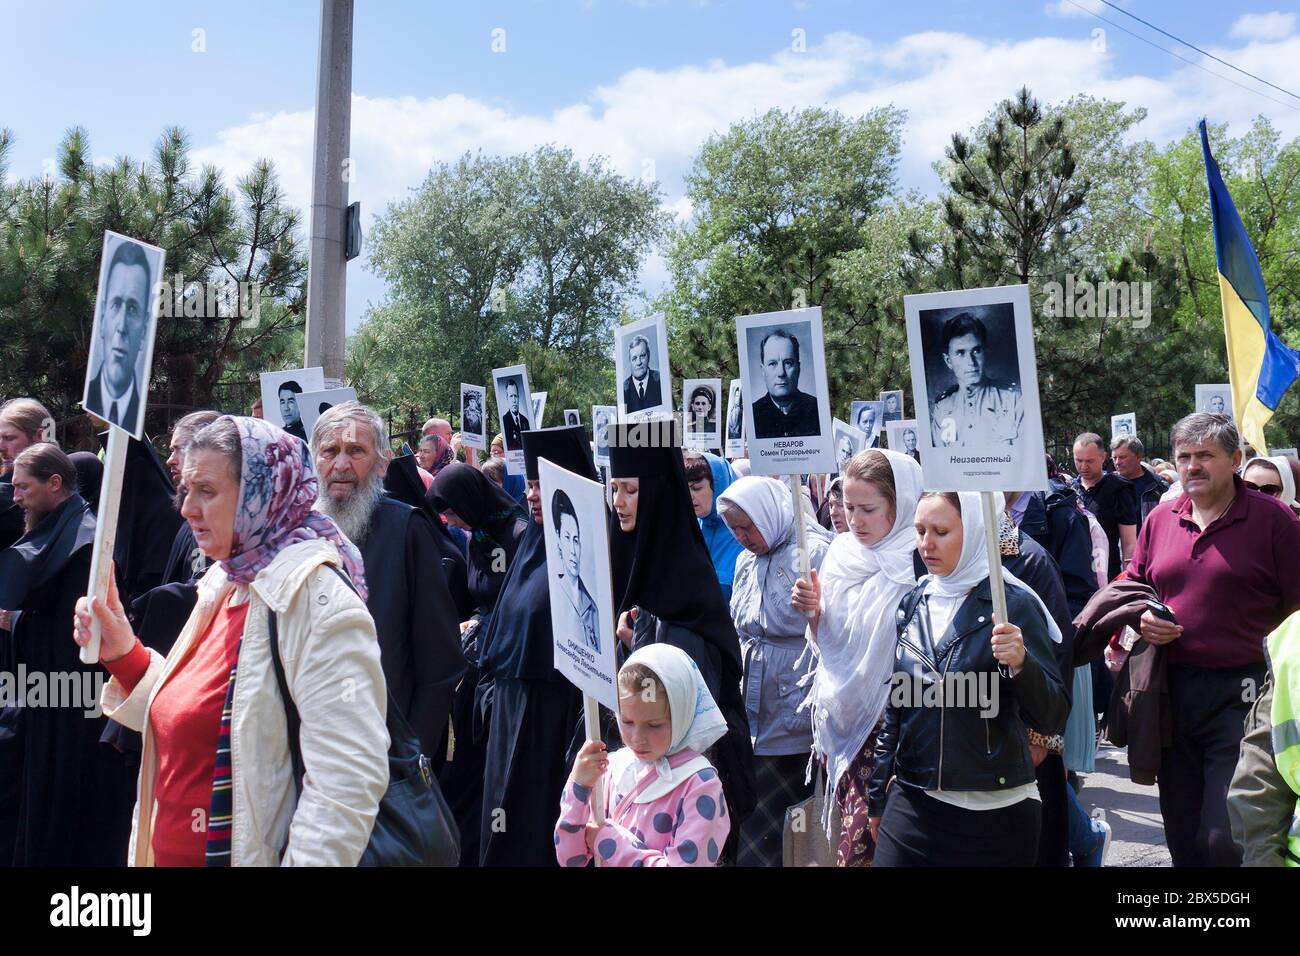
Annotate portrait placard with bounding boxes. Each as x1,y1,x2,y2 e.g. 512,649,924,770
539,458,619,712
492,364,534,475
879,389,905,424
682,377,723,452
299,387,357,438
260,367,326,443
1195,383,1234,421
1110,412,1137,442
82,231,167,440
849,400,884,448
591,405,616,467
724,378,744,459
735,307,835,477
460,384,488,450
831,418,867,472
615,314,674,423
885,419,922,464
904,284,1047,492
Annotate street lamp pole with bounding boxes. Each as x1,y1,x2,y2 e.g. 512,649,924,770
304,0,354,385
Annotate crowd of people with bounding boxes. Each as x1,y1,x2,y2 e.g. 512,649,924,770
0,389,1298,868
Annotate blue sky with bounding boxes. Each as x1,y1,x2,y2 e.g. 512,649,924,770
4,0,1299,331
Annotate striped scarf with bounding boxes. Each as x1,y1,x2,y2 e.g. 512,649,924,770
204,645,241,866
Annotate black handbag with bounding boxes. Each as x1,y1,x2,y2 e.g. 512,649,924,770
267,568,460,867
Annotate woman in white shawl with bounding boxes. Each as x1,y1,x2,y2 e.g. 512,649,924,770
791,449,922,866
717,475,834,867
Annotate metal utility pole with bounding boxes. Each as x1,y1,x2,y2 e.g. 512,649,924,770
304,0,353,385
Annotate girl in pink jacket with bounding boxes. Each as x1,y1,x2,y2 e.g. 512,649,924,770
555,644,731,866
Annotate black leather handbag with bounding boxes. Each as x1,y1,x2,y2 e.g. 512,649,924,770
267,572,460,867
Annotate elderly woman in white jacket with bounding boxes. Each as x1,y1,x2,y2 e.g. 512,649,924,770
74,416,388,866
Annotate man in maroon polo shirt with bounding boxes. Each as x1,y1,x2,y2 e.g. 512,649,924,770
1129,413,1300,866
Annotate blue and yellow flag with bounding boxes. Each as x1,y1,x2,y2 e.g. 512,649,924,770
1199,120,1300,453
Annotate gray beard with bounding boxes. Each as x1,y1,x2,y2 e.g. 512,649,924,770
316,474,384,547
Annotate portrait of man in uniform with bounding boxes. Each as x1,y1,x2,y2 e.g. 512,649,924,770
749,327,820,439
927,311,1023,448
552,488,599,652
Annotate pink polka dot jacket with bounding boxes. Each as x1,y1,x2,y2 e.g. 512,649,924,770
554,748,730,867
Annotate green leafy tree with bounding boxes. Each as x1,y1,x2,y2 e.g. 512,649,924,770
0,126,305,446
655,106,924,418
353,146,666,426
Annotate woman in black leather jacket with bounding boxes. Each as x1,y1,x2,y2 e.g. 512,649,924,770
868,491,1068,866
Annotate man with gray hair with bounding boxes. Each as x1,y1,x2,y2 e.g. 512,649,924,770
312,401,464,760
1126,412,1300,866
622,333,662,412
1110,434,1168,527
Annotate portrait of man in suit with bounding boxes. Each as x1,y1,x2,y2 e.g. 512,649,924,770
85,240,155,433
278,380,307,441
622,333,663,413
501,378,530,450
750,328,820,439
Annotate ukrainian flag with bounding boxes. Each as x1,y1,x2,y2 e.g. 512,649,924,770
1199,120,1300,454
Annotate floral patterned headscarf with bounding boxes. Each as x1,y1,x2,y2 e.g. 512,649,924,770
218,416,368,599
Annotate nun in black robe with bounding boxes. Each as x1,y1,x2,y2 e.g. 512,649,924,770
384,454,475,621
428,462,529,866
0,493,136,865
475,426,593,866
607,422,757,859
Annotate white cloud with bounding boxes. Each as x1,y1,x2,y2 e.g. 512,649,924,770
191,26,1300,330
1230,12,1296,40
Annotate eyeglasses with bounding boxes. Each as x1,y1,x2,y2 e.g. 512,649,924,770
1244,480,1283,497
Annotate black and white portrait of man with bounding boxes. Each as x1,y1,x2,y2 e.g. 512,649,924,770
1195,384,1235,422
259,366,326,442
83,233,165,438
747,327,820,439
904,284,1047,494
552,488,599,652
615,315,673,422
923,308,1023,448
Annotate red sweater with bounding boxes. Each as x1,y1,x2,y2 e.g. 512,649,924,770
107,594,249,866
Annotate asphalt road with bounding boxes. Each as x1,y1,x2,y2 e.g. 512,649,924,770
1079,742,1171,867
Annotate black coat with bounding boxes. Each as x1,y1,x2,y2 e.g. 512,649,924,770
360,496,466,762
868,577,1068,816
0,496,135,865
1019,478,1099,618
750,391,820,439
0,477,22,552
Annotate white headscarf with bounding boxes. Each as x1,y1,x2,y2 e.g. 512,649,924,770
920,491,1062,644
806,450,923,814
1245,455,1297,508
612,644,728,803
717,476,791,549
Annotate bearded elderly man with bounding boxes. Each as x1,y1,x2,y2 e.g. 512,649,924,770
312,401,464,761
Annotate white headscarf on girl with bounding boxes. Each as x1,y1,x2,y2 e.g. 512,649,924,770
610,643,729,803
804,450,923,821
922,491,1063,646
